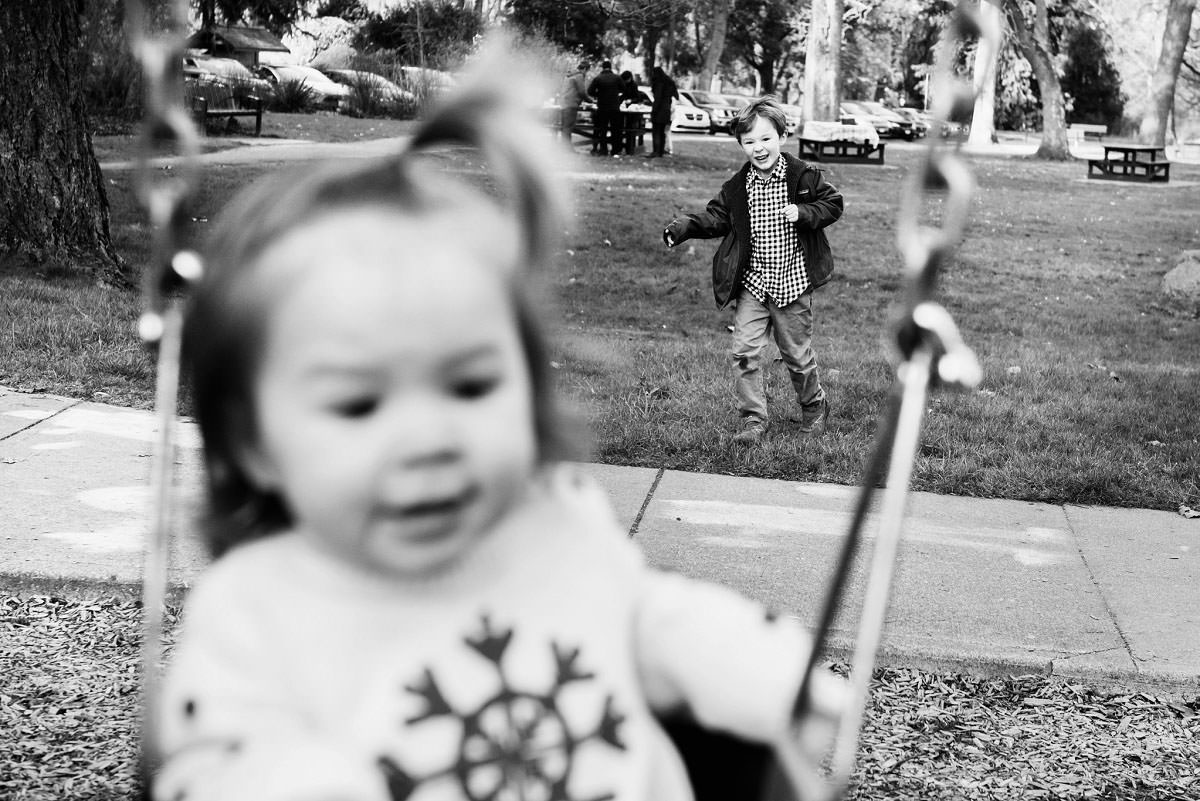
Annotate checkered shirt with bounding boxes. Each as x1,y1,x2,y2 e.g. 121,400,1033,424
743,158,808,306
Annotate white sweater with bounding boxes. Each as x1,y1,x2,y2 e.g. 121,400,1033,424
154,468,811,801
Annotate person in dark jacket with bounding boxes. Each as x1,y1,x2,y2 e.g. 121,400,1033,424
663,97,843,445
587,61,625,156
647,66,678,158
613,71,641,155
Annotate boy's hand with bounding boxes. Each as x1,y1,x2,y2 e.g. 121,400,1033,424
663,221,679,247
782,204,799,224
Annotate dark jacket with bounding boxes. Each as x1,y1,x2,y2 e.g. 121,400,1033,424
588,69,625,111
650,73,678,123
665,152,843,308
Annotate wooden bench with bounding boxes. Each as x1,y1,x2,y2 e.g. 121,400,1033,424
797,138,885,165
1069,123,1108,141
187,82,264,136
1087,143,1170,183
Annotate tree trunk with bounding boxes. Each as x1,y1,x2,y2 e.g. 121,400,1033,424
1139,0,1196,145
803,0,843,123
0,1,127,282
1003,0,1069,159
968,0,1003,147
696,0,732,93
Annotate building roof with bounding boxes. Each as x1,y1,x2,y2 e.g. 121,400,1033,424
188,26,290,54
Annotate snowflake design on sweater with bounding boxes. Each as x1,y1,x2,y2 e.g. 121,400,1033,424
378,615,627,801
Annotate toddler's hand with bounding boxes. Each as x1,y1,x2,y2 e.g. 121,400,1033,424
782,204,799,224
776,667,848,796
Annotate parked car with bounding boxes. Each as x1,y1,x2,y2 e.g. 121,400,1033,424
183,55,272,98
659,90,711,133
678,89,738,134
840,100,904,139
894,106,930,138
254,64,351,111
394,65,457,102
855,100,917,140
778,102,804,136
324,69,414,103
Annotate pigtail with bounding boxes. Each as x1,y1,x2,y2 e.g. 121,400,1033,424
404,34,568,277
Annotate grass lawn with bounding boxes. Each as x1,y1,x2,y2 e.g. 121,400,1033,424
2,117,1198,510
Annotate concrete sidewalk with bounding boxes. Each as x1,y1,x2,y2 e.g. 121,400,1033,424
2,387,1197,695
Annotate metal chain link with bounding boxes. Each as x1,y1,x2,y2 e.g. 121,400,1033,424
127,0,203,335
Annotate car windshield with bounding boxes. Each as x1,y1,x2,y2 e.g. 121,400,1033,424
278,66,335,85
190,57,252,81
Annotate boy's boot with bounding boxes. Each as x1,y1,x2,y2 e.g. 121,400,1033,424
795,396,830,434
733,419,767,445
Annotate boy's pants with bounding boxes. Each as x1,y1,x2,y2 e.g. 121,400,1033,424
731,288,824,425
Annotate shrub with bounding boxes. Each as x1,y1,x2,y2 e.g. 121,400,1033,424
339,72,390,118
268,78,316,112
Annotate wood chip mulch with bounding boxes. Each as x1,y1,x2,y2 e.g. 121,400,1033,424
3,592,1197,800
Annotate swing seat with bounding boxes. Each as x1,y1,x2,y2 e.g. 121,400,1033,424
661,717,797,801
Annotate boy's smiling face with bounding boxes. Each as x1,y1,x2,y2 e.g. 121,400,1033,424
739,114,785,176
242,205,537,579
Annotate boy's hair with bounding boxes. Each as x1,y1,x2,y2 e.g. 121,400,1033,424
730,96,789,140
183,41,583,558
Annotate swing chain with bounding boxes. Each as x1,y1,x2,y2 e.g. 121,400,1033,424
892,0,999,385
788,4,997,799
127,2,205,789
126,0,204,345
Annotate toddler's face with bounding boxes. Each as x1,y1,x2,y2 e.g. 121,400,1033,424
243,205,537,578
739,114,784,176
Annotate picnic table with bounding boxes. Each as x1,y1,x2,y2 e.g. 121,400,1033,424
797,120,885,165
1086,143,1170,183
545,103,648,153
1068,123,1107,141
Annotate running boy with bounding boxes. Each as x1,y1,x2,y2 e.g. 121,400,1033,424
663,97,843,445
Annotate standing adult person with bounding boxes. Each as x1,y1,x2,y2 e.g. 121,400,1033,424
615,70,642,155
557,60,589,145
647,66,679,159
587,60,624,157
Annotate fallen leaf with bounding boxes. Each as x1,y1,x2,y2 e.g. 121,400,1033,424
1180,504,1200,519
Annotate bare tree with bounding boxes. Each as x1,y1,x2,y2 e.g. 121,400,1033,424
695,0,732,92
0,2,126,282
1002,0,1069,159
968,0,1004,147
1139,0,1197,145
804,0,844,122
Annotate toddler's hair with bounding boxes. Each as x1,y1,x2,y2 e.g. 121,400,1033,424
730,96,789,141
182,41,581,558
